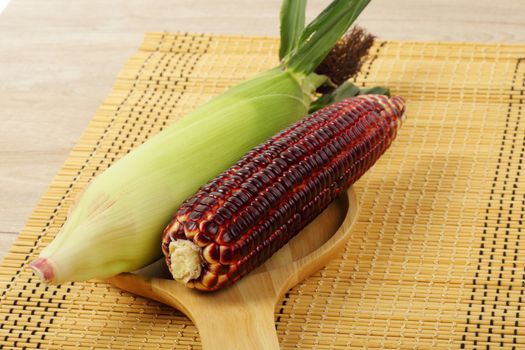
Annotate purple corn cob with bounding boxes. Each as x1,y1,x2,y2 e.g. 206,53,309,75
162,95,406,291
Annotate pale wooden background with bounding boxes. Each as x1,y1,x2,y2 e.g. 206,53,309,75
1,0,524,260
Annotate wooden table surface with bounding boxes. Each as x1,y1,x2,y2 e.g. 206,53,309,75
1,0,524,260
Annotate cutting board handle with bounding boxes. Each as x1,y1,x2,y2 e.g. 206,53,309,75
192,300,279,350
107,273,280,350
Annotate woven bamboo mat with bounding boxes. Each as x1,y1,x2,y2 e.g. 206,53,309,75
1,33,525,349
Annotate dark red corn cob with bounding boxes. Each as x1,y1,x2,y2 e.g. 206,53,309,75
162,95,406,291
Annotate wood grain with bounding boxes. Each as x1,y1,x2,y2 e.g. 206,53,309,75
1,0,524,260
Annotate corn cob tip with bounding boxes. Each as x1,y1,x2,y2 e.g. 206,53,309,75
390,96,406,126
371,95,406,128
29,257,56,283
389,96,406,118
168,240,202,284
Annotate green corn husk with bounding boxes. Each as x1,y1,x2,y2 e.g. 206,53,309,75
30,0,372,284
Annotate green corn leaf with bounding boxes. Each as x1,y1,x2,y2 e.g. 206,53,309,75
279,0,307,60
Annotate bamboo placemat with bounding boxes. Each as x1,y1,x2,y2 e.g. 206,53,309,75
1,33,524,349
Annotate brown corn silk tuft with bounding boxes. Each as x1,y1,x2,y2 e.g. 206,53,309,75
315,26,376,92
162,95,405,291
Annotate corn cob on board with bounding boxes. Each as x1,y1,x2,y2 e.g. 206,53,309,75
1,33,525,349
161,95,404,292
